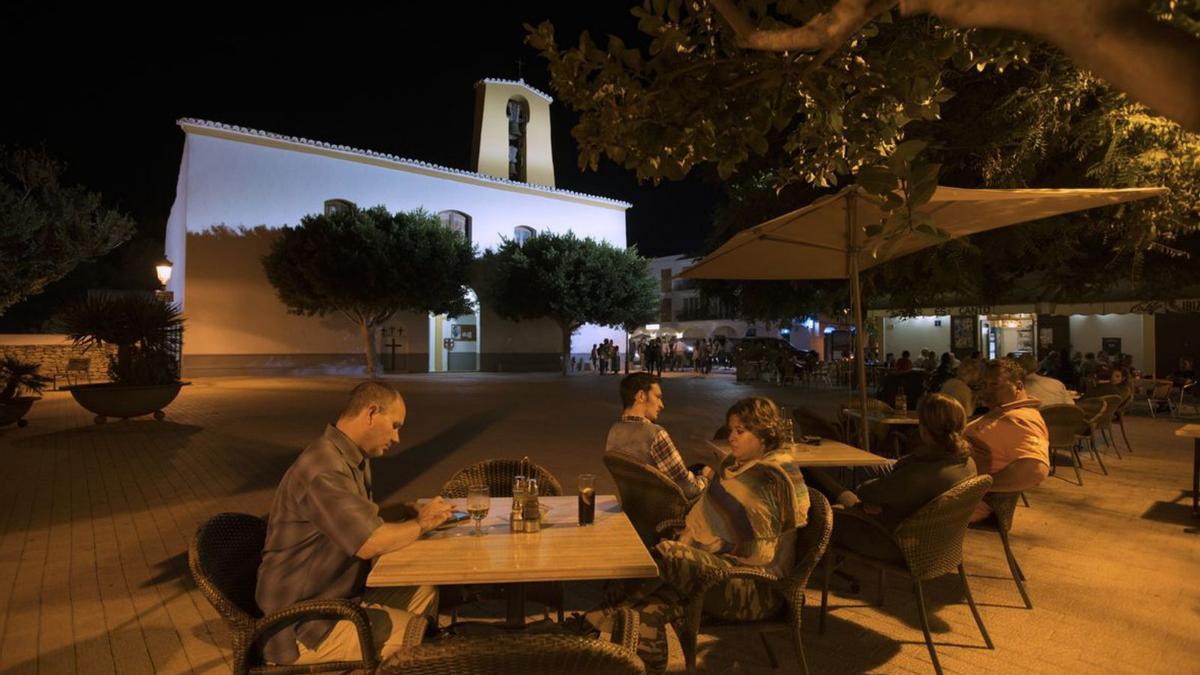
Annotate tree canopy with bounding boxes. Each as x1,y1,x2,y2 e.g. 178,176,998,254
528,1,1200,319
0,147,137,316
480,231,658,375
261,205,475,375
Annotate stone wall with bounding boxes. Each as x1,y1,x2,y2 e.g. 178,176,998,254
0,335,116,387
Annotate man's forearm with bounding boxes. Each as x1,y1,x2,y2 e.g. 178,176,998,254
355,520,423,560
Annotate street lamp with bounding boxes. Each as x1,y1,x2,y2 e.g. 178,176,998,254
155,256,175,302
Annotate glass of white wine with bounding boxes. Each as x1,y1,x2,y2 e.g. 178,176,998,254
467,484,490,536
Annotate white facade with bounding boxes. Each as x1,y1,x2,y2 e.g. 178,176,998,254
882,315,952,360
1069,314,1148,368
164,80,630,375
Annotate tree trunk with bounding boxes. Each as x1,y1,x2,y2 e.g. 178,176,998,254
559,322,574,377
360,319,380,378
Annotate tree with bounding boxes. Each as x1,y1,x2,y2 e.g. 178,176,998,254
705,0,1200,132
480,232,658,375
529,2,1200,319
0,147,136,316
261,206,475,376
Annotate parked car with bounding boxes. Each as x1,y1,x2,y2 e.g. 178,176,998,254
734,337,818,376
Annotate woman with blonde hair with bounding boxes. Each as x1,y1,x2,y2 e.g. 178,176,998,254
810,393,977,561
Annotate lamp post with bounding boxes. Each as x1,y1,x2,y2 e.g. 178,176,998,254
155,256,174,302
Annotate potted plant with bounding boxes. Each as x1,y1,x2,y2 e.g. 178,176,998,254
0,357,52,428
56,293,189,424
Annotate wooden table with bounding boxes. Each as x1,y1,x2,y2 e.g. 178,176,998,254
841,408,921,427
368,495,657,625
1174,424,1200,531
782,438,893,467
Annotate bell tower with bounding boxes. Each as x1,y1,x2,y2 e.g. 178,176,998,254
471,78,555,187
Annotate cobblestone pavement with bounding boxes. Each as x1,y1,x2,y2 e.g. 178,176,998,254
1,372,1196,673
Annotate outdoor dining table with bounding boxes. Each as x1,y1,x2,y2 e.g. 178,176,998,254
366,495,657,627
1174,424,1200,533
781,437,894,467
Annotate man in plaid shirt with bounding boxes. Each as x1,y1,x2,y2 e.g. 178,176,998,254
605,372,712,498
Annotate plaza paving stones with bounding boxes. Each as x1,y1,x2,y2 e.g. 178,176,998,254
1,372,1197,673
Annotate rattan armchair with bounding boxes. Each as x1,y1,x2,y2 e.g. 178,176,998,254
669,487,833,675
1040,404,1096,486
1073,399,1112,474
819,475,995,675
1113,392,1135,453
1146,379,1176,417
377,609,645,674
188,512,380,675
438,459,565,623
604,452,695,548
438,458,563,498
978,491,1033,609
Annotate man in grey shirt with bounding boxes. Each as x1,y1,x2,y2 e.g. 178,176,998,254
256,381,452,665
605,372,712,498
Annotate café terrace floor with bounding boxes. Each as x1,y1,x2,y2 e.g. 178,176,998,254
1,372,1197,674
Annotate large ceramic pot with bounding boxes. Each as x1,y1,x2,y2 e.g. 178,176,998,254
0,396,39,428
67,382,190,424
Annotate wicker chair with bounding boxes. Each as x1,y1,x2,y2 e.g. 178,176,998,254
604,452,694,548
378,608,644,674
438,459,565,623
670,487,833,675
819,475,995,675
1073,399,1112,474
1146,380,1175,417
188,512,379,675
439,458,563,498
1113,392,1135,454
977,491,1033,609
1040,405,1093,486
1090,394,1125,459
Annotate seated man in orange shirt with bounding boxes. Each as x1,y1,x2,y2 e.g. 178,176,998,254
965,358,1051,521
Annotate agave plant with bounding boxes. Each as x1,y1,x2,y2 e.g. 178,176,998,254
0,357,52,402
56,294,184,385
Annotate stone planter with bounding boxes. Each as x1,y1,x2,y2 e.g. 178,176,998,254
67,382,189,424
0,396,39,428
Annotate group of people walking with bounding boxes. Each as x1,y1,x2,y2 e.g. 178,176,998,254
587,339,622,374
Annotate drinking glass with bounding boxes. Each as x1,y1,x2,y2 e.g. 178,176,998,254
467,484,490,536
577,474,596,526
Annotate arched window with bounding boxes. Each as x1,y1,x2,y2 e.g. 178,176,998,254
513,226,535,246
506,97,529,182
324,198,355,216
437,210,472,244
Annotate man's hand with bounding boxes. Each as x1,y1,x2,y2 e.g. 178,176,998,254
700,465,716,480
416,496,453,534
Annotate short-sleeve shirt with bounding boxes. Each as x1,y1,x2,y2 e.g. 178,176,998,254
965,398,1050,475
256,425,383,664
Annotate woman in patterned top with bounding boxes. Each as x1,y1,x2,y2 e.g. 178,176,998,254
585,397,809,674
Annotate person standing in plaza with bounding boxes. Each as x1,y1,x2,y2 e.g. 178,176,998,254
256,381,453,666
590,344,598,373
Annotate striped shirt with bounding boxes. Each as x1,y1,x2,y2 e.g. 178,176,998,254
605,415,708,497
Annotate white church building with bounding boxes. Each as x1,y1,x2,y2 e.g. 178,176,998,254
163,78,630,375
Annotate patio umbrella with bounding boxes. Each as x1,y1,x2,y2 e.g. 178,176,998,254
680,185,1168,451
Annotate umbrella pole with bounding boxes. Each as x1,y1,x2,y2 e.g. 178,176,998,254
847,192,870,453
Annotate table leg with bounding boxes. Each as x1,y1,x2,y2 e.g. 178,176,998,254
505,583,527,627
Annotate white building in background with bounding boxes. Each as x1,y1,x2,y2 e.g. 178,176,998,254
164,78,629,375
631,255,824,354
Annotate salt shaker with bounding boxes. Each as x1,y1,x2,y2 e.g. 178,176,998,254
523,478,541,533
510,475,527,532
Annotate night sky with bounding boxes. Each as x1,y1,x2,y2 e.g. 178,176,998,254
3,1,718,257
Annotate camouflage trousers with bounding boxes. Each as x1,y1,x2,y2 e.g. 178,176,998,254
590,540,782,674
